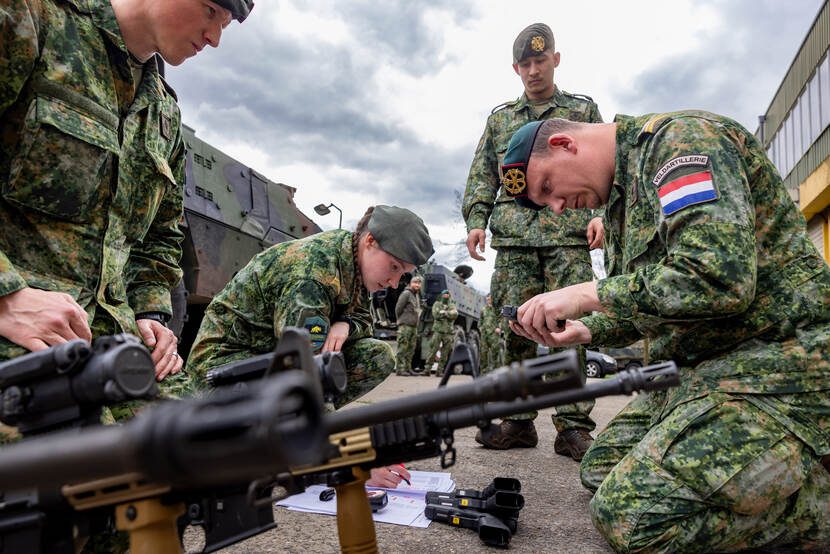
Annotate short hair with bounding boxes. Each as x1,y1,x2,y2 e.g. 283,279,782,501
531,118,583,156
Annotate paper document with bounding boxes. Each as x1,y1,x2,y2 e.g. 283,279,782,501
275,470,454,527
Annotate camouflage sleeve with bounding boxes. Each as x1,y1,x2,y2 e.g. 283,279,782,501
579,312,641,348
274,279,336,350
126,123,186,316
0,0,40,117
0,0,40,297
595,117,757,333
347,302,372,341
461,117,500,232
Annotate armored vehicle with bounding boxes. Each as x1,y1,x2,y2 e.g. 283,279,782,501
371,262,486,370
172,125,321,357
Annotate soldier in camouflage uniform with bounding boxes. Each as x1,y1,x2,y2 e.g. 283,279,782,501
394,275,423,375
0,0,254,447
504,113,830,552
427,290,457,374
478,294,502,373
462,23,602,455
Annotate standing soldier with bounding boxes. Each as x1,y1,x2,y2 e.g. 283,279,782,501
462,23,603,456
478,294,503,372
0,0,254,439
427,289,457,374
394,275,423,375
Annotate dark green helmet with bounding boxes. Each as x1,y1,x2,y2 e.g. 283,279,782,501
212,0,254,22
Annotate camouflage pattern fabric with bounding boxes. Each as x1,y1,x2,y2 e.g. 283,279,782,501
0,0,185,346
395,324,418,373
492,246,596,431
478,304,502,372
578,111,830,552
185,230,392,406
428,296,457,369
461,87,602,248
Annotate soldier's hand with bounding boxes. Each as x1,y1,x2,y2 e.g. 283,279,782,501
322,321,350,353
494,327,501,334
586,217,605,249
137,319,181,381
466,229,487,261
0,287,91,351
510,319,592,348
366,465,410,488
514,282,601,345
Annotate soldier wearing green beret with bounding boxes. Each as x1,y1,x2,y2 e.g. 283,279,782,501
462,23,602,456
503,113,830,552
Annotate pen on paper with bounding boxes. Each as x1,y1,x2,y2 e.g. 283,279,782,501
389,470,410,486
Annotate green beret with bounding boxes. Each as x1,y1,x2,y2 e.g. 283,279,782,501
502,121,545,211
211,0,254,22
368,206,434,266
513,23,554,64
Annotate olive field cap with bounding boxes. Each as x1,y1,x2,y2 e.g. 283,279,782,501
368,206,434,266
411,276,423,283
513,23,554,64
502,121,545,211
212,0,254,22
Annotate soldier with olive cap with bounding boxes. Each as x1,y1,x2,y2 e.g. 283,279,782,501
186,205,433,403
461,23,603,457
0,0,254,444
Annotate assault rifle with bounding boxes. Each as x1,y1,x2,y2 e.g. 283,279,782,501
0,336,679,553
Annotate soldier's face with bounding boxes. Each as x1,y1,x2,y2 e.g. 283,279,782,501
360,235,416,293
513,51,559,100
525,136,603,215
152,0,232,66
411,281,422,292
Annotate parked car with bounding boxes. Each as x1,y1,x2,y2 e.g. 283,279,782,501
604,342,646,371
536,346,617,378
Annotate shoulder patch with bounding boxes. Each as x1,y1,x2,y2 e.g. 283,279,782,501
303,316,329,351
657,167,718,216
652,155,710,187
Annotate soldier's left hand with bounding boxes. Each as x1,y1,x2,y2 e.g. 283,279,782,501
137,319,182,381
586,217,605,249
322,321,350,353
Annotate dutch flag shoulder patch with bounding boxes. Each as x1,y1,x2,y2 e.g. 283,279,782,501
652,155,718,216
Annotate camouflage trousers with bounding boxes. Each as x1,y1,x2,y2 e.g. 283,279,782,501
491,245,596,431
479,331,502,373
395,324,419,373
581,390,830,553
337,338,394,408
428,329,454,373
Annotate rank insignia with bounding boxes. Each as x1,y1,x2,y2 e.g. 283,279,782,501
503,167,527,195
531,35,546,52
303,316,329,351
161,113,172,141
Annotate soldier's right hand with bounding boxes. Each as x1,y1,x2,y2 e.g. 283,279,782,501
466,229,487,261
0,287,91,351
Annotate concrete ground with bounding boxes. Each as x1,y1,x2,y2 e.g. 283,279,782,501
185,372,632,553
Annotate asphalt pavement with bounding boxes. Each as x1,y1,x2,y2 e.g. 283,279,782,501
183,371,631,553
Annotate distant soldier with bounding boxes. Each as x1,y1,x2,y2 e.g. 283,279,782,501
504,112,830,552
394,275,423,375
427,289,458,374
478,294,502,372
0,0,254,440
462,23,603,456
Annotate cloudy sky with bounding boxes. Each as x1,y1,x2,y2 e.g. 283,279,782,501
168,0,824,292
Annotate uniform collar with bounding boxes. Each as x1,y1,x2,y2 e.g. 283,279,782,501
87,0,129,54
513,85,565,112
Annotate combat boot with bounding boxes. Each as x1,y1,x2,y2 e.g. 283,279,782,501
554,429,594,461
474,420,538,449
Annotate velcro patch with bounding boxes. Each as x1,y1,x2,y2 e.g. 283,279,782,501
658,171,718,216
303,315,329,351
652,155,710,187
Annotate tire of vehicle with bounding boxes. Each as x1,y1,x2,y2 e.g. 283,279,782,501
585,360,602,378
625,361,643,371
451,325,467,373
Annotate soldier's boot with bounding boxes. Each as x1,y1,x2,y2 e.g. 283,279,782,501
553,429,594,461
396,370,412,376
474,420,538,450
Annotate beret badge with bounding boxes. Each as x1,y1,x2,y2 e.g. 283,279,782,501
503,167,527,195
531,35,546,52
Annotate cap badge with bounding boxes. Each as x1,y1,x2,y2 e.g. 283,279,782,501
531,35,546,52
503,168,527,195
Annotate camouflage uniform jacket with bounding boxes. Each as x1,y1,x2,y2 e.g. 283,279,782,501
0,0,185,335
580,112,830,450
479,304,501,340
186,230,372,374
431,297,457,334
462,87,603,248
395,285,421,327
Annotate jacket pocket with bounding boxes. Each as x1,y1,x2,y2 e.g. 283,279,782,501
5,95,119,222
